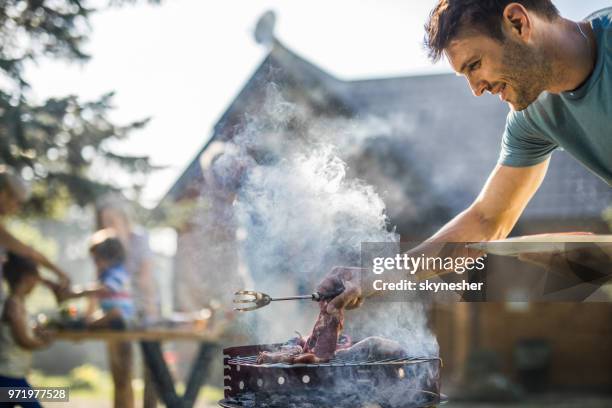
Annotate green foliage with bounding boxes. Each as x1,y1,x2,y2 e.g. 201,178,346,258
68,364,104,390
29,365,114,396
0,0,162,215
5,218,58,258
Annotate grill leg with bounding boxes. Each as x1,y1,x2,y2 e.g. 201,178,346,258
140,341,216,408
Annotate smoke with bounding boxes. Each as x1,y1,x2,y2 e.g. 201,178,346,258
206,84,437,360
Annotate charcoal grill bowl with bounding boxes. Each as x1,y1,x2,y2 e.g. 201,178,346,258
222,343,446,408
219,392,448,407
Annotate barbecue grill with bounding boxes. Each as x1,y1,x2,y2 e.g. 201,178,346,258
221,343,446,408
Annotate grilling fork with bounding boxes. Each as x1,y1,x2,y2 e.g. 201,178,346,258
233,285,344,312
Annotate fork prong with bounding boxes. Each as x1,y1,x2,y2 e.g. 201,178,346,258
234,290,258,295
233,294,256,299
234,304,264,312
233,299,257,304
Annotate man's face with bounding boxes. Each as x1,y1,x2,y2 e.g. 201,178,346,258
445,29,552,111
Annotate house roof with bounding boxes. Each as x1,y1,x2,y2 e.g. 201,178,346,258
159,40,612,224
158,40,347,206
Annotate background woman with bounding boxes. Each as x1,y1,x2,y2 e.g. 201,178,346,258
0,170,69,313
95,196,159,408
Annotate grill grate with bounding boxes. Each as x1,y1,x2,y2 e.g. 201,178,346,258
228,355,441,368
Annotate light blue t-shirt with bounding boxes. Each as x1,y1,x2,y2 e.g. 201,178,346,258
99,264,135,321
499,8,612,186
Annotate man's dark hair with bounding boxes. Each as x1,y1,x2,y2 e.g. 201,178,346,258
2,252,39,288
89,233,126,266
425,0,560,62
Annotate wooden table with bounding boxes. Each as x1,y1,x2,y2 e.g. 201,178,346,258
54,327,222,408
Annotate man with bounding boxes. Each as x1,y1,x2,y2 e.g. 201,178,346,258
319,1,611,313
0,169,69,305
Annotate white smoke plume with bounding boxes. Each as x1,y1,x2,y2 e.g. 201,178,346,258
209,84,438,358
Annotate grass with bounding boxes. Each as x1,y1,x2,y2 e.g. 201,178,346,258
29,365,224,405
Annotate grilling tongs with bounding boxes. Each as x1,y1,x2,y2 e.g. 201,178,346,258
233,285,344,312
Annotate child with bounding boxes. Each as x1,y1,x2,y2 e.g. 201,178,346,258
0,253,53,408
58,229,136,408
60,229,136,328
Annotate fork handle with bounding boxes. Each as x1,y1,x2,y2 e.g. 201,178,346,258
312,283,345,301
311,292,325,301
312,292,338,301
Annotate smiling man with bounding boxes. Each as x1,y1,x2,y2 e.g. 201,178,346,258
317,1,611,312
426,0,611,185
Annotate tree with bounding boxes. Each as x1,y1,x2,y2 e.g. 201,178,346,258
0,0,160,215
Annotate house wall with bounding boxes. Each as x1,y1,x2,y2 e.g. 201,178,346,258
432,302,612,390
479,302,612,390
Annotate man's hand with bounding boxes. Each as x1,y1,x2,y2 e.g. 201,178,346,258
317,266,370,315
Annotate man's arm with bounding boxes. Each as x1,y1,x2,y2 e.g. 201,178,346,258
319,160,550,313
427,160,549,243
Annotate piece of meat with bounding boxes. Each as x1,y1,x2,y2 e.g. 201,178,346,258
256,349,325,364
336,334,352,350
303,300,344,360
256,345,303,364
292,353,323,364
255,301,347,364
334,336,407,362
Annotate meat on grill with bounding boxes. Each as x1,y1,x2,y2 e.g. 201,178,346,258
256,345,304,364
256,300,409,365
334,336,407,361
257,300,346,364
303,300,344,360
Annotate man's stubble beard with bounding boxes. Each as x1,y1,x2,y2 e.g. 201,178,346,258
501,39,553,111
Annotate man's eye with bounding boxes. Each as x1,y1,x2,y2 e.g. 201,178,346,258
468,60,481,72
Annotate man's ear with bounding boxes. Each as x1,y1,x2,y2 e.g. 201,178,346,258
502,3,531,40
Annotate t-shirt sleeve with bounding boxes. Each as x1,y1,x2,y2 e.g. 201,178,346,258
498,110,557,167
101,267,127,293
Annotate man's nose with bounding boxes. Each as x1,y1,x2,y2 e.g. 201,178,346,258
467,76,488,97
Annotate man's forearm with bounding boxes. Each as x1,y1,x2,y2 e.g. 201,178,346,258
403,204,512,279
427,203,512,243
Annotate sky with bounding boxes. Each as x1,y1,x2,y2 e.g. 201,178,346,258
24,0,611,207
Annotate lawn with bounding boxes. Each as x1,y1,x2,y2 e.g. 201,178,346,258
29,365,223,407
